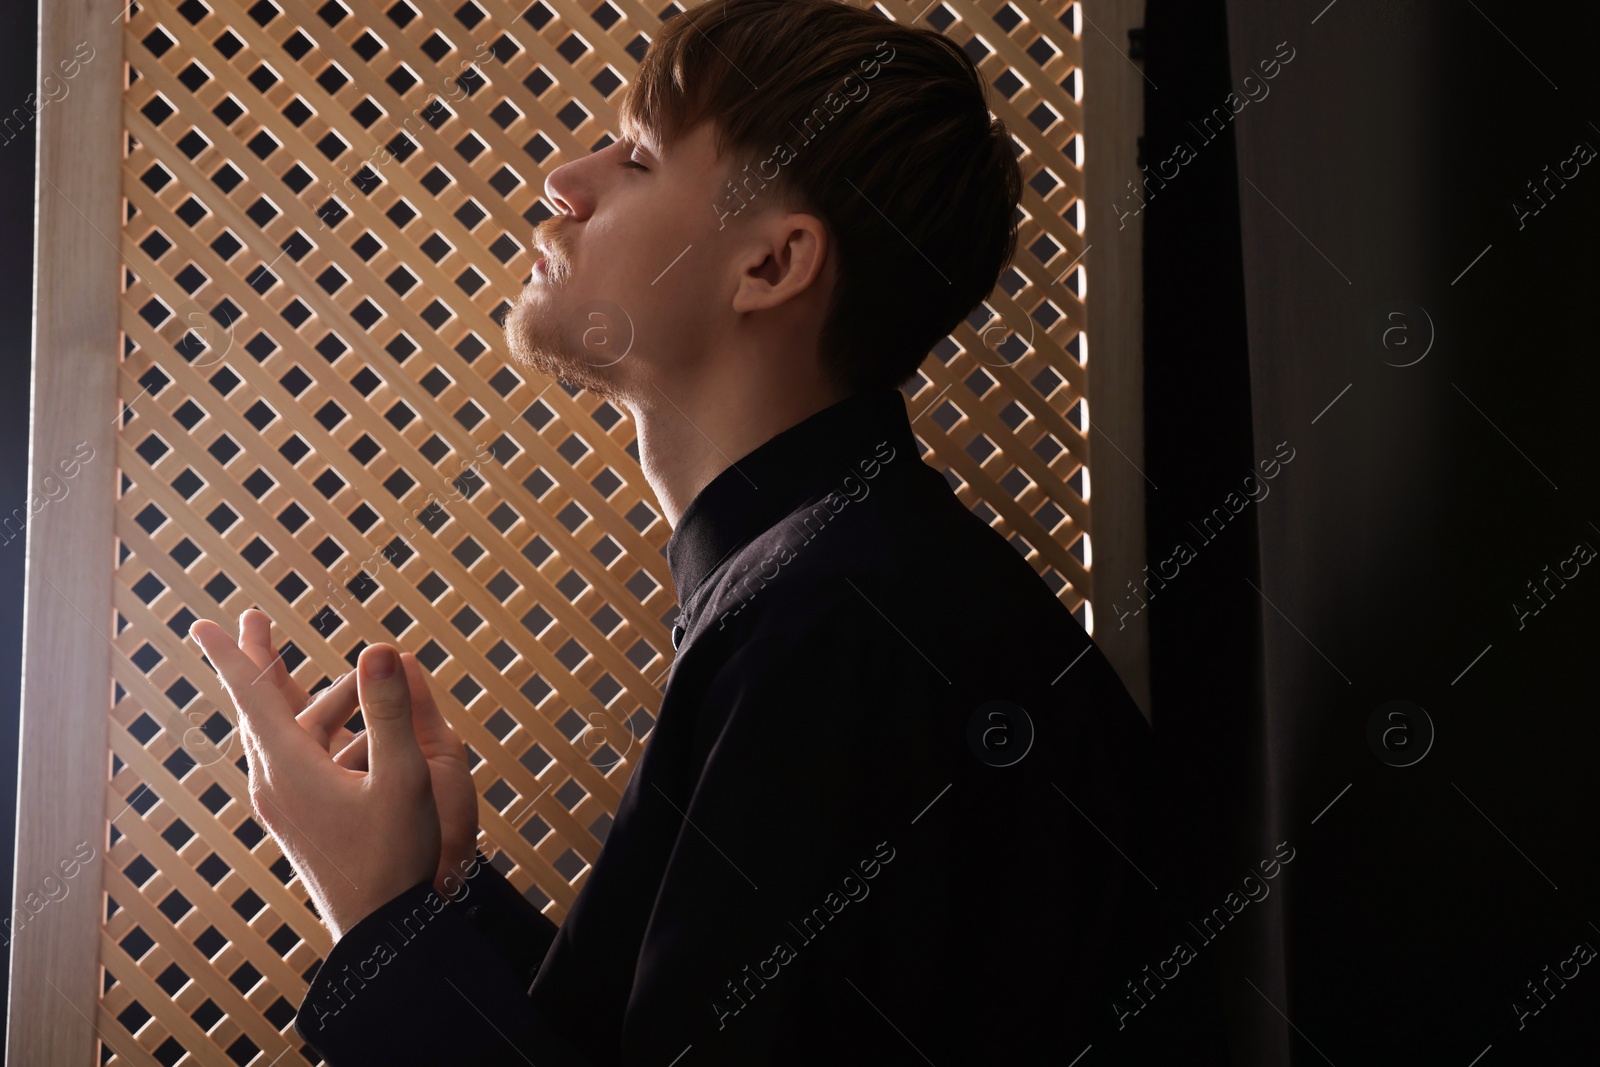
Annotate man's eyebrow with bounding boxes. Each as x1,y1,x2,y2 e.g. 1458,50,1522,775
619,122,663,160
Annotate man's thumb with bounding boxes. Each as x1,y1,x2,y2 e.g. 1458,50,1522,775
358,645,424,783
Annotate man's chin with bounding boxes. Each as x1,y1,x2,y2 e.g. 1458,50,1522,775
504,296,628,401
506,335,620,401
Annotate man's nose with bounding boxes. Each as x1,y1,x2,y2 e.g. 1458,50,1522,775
543,154,593,221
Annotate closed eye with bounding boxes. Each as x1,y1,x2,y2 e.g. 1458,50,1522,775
622,158,648,171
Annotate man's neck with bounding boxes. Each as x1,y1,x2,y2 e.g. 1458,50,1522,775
627,372,849,528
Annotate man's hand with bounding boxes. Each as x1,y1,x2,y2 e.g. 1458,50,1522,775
190,610,444,940
299,638,482,899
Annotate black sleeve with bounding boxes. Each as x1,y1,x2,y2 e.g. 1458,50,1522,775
451,851,562,986
293,868,586,1067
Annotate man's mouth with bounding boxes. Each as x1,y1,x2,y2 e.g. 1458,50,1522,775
532,228,567,281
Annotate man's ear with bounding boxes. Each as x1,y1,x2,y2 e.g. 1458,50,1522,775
730,212,829,313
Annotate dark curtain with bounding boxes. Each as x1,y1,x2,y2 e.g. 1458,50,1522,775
1143,0,1600,1062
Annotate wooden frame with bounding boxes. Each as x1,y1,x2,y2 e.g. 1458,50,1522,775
9,0,124,1061
1079,0,1151,717
11,1,1149,1061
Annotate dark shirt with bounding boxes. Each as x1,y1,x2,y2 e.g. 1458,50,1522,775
294,385,1159,1065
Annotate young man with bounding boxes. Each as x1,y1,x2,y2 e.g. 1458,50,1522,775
190,1,1162,1062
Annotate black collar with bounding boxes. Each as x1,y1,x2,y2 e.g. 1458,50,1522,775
664,385,917,617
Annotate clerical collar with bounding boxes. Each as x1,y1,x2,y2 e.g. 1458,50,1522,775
664,385,917,622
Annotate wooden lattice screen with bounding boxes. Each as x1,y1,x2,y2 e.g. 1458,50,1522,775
14,0,1147,1063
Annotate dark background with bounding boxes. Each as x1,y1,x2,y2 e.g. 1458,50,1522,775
1142,0,1599,1062
1,0,1596,1062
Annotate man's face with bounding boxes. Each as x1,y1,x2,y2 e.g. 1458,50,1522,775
503,119,734,403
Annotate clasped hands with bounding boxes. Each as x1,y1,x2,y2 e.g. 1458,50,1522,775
189,609,480,941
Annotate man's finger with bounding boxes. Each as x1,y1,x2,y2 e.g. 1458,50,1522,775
188,618,320,760
333,731,369,772
327,724,361,755
357,644,426,787
296,669,359,749
236,607,284,684
399,653,461,755
239,608,312,713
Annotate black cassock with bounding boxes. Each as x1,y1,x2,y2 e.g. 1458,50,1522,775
294,386,1171,1065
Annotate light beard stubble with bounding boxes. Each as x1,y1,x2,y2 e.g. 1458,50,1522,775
503,275,623,403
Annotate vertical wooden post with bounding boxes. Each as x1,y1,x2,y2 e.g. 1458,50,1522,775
8,0,123,1060
1081,0,1152,719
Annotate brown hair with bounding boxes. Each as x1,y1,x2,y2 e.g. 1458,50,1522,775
618,0,1022,395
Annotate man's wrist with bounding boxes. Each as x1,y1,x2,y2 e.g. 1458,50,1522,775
325,867,440,943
